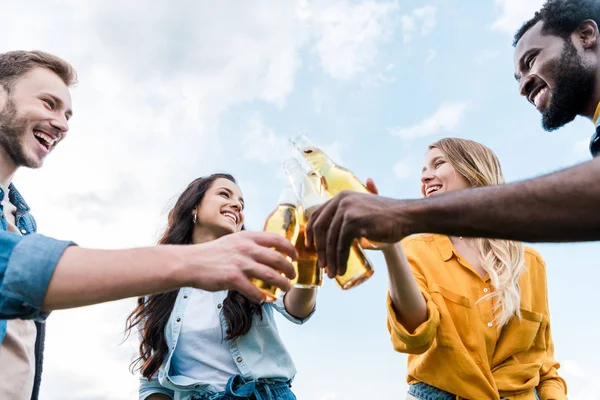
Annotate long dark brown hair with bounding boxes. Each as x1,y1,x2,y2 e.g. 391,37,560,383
125,173,263,379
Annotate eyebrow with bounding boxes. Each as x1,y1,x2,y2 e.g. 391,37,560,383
218,187,245,206
43,93,73,119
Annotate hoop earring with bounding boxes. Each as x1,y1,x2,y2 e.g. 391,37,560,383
193,213,197,224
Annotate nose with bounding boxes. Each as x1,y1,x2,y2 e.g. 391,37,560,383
49,113,69,134
421,170,434,185
230,201,242,212
519,74,535,99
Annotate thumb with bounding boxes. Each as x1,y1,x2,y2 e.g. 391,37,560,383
366,178,379,195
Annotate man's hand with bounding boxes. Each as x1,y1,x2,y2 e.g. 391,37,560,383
184,231,298,303
306,178,409,279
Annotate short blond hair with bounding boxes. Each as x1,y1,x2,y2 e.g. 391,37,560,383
0,50,77,91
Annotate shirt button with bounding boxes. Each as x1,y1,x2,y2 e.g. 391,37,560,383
183,295,188,299
236,357,243,363
217,304,223,309
20,229,26,234
483,288,489,293
176,318,181,322
487,322,493,327
21,302,29,308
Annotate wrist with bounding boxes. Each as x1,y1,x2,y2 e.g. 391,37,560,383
392,199,425,237
162,244,197,289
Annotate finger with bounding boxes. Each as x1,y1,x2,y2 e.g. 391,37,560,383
310,202,336,269
305,204,323,249
244,231,298,261
250,245,297,280
365,178,379,195
326,209,345,278
232,275,267,303
336,219,355,279
246,261,293,293
305,197,338,268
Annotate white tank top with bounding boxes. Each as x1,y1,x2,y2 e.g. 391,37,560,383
170,289,239,391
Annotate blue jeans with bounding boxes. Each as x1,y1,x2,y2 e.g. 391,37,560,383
190,375,296,400
408,382,540,400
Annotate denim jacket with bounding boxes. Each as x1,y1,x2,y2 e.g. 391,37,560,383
139,288,316,400
0,184,75,400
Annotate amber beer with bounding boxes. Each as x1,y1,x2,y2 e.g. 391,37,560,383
292,205,323,288
251,183,300,301
284,158,373,290
290,133,378,249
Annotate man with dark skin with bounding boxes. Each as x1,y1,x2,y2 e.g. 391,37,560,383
306,0,600,277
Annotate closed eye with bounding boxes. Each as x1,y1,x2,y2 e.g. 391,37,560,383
43,98,55,109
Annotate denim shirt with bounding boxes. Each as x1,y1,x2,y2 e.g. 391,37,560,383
139,288,315,400
0,183,75,400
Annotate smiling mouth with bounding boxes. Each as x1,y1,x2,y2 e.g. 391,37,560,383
33,130,59,151
221,211,238,224
425,185,442,196
529,84,549,110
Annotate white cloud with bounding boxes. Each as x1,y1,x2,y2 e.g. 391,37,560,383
241,116,296,165
561,360,600,400
309,0,399,79
391,102,469,140
393,159,415,180
491,0,545,35
401,5,436,44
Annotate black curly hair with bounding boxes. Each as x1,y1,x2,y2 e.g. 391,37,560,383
513,0,600,46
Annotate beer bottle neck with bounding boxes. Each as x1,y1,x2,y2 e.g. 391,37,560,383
277,184,299,207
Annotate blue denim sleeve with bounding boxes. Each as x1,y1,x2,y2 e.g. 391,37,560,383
271,292,316,325
0,232,76,320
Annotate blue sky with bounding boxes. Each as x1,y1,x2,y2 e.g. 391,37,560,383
3,0,599,399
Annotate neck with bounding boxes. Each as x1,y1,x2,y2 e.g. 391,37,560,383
0,147,18,188
192,227,224,244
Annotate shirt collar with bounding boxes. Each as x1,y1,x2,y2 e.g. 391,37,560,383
432,234,454,261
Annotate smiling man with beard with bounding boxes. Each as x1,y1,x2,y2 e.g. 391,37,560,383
0,51,298,400
305,0,600,280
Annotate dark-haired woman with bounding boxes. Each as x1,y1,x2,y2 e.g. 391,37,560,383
126,174,317,400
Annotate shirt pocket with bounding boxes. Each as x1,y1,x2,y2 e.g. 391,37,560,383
433,285,475,350
251,305,272,327
493,308,543,364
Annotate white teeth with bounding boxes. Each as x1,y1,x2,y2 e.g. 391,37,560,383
533,87,547,107
33,131,59,147
222,212,237,224
426,186,441,195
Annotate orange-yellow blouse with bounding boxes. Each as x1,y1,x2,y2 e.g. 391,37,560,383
387,234,567,400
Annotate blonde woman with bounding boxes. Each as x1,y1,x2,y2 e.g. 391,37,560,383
375,138,566,400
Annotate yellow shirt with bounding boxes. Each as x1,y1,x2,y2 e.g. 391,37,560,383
387,234,567,400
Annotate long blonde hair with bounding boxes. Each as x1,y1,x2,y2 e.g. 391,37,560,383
429,138,526,328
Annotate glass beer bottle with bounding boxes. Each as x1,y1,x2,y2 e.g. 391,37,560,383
284,158,374,290
290,133,377,249
251,182,300,301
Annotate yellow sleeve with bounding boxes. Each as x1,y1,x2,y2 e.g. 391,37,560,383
386,246,440,355
533,254,567,400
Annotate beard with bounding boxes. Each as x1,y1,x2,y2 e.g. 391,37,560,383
541,40,596,131
0,97,41,168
